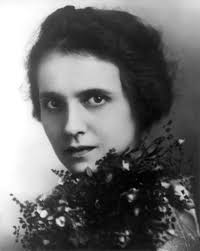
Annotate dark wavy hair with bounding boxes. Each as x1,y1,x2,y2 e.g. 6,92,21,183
27,5,174,132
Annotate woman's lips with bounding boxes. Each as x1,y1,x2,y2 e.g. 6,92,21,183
64,146,96,158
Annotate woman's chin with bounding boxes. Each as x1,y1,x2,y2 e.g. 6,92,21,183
66,160,97,175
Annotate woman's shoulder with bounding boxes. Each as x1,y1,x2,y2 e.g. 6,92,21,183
158,209,200,251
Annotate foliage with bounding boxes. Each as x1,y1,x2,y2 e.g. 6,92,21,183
11,121,195,250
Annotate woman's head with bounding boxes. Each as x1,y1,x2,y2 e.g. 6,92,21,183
27,5,174,172
38,52,137,173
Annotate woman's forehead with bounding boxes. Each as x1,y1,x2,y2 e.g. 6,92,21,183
37,52,123,95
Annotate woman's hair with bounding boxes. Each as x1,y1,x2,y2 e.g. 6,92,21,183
27,5,174,132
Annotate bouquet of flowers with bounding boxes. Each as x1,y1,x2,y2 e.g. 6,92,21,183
11,121,196,250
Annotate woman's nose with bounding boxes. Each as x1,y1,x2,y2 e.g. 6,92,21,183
63,103,87,137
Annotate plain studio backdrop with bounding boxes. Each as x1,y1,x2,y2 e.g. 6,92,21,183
0,0,200,250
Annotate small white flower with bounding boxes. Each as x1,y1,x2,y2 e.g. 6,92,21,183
118,235,128,248
134,207,140,216
178,138,185,145
95,199,101,209
58,177,65,185
39,210,48,218
122,160,130,171
154,165,164,171
38,220,45,231
38,194,48,201
173,184,189,201
55,216,66,227
127,194,135,203
162,197,169,203
47,215,54,221
174,184,185,194
43,239,50,245
124,230,131,236
161,181,170,189
126,188,138,203
158,206,167,213
119,236,125,243
105,173,113,183
167,229,177,236
64,206,71,213
57,206,63,212
74,222,82,227
31,211,37,217
59,199,68,205
36,206,43,215
147,229,153,235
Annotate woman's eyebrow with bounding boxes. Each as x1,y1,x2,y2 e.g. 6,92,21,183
39,91,65,100
77,88,113,97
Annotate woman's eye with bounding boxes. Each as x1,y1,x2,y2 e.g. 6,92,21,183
42,99,64,112
86,95,106,106
47,100,59,109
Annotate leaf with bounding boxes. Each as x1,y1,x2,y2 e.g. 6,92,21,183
86,167,93,177
147,144,157,155
130,150,143,160
167,120,173,126
165,127,171,133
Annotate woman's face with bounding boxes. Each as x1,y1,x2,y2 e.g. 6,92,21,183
37,52,137,173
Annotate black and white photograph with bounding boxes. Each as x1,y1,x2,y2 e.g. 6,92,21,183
0,1,200,250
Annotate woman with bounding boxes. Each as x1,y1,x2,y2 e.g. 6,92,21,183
28,5,173,173
24,5,199,250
